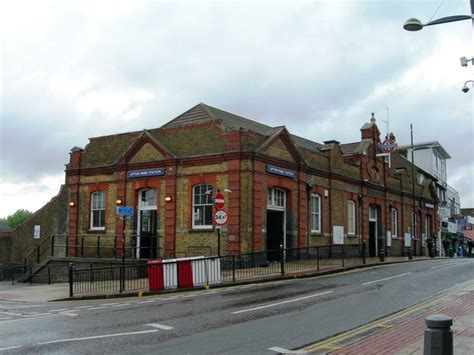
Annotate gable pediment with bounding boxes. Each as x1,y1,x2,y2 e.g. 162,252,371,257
117,130,174,164
258,128,306,166
262,137,297,163
129,142,165,164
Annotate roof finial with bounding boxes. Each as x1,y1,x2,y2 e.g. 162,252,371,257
370,112,376,123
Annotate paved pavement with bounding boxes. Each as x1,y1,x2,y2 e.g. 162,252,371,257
0,281,69,302
300,279,474,355
1,259,473,354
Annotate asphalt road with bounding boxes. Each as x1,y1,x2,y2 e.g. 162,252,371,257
1,258,473,354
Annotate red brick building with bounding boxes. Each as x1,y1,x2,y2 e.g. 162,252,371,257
63,103,439,259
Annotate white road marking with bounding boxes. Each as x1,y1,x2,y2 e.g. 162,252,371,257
268,346,305,354
362,272,412,285
110,303,130,307
161,296,178,300
0,303,42,309
136,300,154,304
231,290,334,315
49,308,69,312
0,314,58,324
99,303,118,306
37,329,159,345
0,345,22,352
0,311,22,316
84,306,108,310
60,312,78,317
0,317,12,320
75,305,94,309
431,262,465,269
146,323,174,330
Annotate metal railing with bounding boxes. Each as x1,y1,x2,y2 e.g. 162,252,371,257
69,244,367,297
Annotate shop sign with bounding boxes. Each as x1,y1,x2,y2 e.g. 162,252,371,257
266,165,296,179
438,207,450,221
127,168,166,179
448,221,457,234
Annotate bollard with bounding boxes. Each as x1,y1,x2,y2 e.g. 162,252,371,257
379,249,385,262
423,314,453,355
408,248,413,260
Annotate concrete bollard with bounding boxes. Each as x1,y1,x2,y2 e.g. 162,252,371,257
423,314,453,355
379,249,385,262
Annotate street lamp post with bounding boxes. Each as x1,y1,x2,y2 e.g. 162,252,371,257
403,15,472,31
410,124,417,257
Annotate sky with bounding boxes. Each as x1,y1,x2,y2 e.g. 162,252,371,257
0,0,473,218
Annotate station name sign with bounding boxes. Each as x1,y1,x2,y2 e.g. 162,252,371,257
127,168,166,179
266,165,296,179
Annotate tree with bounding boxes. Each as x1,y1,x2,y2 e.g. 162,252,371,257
0,209,33,229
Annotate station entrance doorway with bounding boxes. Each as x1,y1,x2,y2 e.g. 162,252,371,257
137,189,158,259
266,188,286,261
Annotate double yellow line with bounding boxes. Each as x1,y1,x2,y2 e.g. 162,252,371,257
299,279,474,353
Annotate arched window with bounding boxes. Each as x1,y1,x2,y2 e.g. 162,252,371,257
90,191,105,230
192,184,213,229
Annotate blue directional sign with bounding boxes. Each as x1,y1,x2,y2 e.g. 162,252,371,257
116,206,134,216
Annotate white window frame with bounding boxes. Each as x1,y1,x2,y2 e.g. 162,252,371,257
348,200,355,235
267,188,286,210
412,212,417,238
310,194,321,233
192,184,213,229
391,208,398,238
90,191,105,230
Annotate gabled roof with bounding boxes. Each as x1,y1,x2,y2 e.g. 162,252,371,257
162,103,322,152
162,103,274,135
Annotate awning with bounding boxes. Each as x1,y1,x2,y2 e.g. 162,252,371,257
463,230,474,241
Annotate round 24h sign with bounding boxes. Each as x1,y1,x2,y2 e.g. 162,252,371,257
213,210,228,225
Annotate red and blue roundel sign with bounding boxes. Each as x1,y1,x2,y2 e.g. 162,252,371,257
380,139,397,153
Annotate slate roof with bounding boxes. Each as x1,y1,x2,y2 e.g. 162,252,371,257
0,221,13,233
74,103,349,169
340,139,372,156
163,103,322,152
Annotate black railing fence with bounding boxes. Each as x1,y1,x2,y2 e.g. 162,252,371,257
49,234,163,260
69,244,367,297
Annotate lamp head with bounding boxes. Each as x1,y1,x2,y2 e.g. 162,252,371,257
462,80,473,93
403,18,423,31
